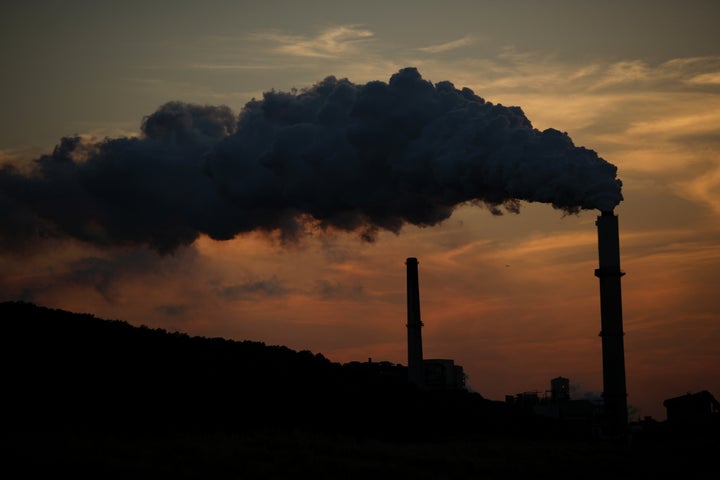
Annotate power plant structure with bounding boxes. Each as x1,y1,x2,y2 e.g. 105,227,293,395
595,210,629,436
405,257,465,390
405,257,425,387
405,209,629,435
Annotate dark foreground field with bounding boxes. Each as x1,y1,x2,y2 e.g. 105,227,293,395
2,302,717,478
3,427,717,479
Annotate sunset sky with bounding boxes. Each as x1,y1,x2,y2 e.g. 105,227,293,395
2,0,719,421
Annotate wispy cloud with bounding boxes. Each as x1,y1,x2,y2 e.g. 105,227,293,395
499,232,596,258
625,109,720,140
313,279,365,300
155,304,188,317
251,25,374,59
588,60,650,90
216,276,290,301
414,54,720,100
189,64,283,71
677,166,720,214
687,71,720,86
418,35,475,54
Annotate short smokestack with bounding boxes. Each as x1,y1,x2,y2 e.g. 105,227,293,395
406,257,424,387
595,210,628,436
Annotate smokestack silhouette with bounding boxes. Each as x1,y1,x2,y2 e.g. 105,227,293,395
406,257,424,387
595,210,628,436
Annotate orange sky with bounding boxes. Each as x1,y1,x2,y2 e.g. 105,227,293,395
2,1,719,421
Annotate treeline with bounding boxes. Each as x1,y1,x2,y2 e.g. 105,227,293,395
1,301,534,437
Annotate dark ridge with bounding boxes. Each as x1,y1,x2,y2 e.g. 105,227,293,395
2,301,717,476
0,301,530,438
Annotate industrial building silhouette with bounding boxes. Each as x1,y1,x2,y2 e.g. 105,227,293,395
664,390,720,425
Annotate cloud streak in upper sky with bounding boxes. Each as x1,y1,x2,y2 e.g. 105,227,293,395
0,68,622,254
418,36,475,54
251,25,374,59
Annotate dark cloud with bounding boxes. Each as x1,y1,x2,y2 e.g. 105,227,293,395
0,68,622,254
314,279,365,300
0,246,199,305
216,276,290,301
65,256,124,301
64,249,189,298
155,304,189,317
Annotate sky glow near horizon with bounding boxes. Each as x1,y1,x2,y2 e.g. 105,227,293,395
2,0,719,420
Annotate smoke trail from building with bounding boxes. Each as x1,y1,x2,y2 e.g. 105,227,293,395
0,67,622,254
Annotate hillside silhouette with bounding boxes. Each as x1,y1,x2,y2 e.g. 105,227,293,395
3,301,718,477
1,301,526,437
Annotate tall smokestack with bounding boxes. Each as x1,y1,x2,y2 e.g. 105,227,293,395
406,257,424,387
595,210,628,436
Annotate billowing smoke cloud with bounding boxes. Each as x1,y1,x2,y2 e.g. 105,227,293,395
0,67,622,254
